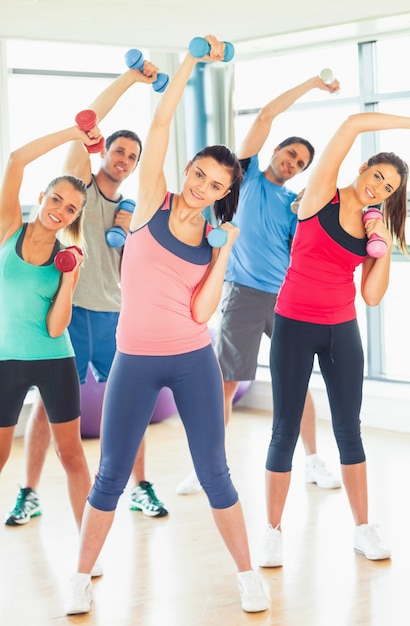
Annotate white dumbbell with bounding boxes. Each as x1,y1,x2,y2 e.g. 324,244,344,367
319,68,335,85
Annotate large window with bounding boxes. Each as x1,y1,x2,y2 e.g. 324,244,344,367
2,36,410,383
231,38,410,383
5,40,153,203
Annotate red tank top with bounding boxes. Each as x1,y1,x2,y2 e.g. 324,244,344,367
275,192,367,324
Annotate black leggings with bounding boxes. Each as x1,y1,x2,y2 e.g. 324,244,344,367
267,314,365,471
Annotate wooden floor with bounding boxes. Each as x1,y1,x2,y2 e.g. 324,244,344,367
1,407,410,626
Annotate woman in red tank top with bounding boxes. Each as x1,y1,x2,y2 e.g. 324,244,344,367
263,111,410,568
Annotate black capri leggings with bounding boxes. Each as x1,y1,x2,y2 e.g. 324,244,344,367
267,314,365,472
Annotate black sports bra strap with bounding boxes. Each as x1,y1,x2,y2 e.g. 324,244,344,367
16,223,61,266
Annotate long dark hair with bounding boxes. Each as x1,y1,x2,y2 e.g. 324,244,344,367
368,152,408,254
192,145,243,222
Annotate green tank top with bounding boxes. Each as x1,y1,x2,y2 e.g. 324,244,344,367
0,226,74,360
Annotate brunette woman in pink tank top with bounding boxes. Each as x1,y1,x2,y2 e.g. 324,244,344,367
65,35,270,616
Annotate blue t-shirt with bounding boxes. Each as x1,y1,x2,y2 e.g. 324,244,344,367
225,154,297,293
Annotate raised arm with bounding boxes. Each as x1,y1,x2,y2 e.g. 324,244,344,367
191,223,239,323
299,112,410,219
131,36,227,230
237,75,340,160
0,125,93,246
63,61,160,182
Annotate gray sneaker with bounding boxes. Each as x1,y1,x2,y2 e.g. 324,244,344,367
129,481,168,517
5,487,41,526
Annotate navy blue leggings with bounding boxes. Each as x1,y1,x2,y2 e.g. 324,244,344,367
267,314,365,472
88,345,238,511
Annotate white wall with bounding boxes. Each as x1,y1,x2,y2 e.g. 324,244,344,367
16,376,410,441
237,373,410,434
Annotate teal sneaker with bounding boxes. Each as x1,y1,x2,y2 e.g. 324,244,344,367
5,487,42,526
129,481,168,517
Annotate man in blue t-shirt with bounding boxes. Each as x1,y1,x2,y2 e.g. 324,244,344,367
177,74,342,498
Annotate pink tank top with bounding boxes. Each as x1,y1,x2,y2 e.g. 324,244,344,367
117,193,213,355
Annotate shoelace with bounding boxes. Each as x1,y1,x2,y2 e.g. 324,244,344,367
318,464,333,477
11,490,34,515
11,496,25,514
309,461,333,476
140,484,164,507
363,524,382,541
239,573,265,596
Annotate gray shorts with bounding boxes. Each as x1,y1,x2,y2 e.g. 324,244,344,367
214,281,277,381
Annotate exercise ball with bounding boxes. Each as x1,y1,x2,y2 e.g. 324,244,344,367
233,380,252,404
80,367,106,438
150,386,178,423
80,368,178,438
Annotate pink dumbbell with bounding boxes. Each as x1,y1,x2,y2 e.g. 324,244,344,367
54,246,83,272
75,110,105,154
362,207,387,258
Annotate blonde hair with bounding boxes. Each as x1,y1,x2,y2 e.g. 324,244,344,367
44,175,87,249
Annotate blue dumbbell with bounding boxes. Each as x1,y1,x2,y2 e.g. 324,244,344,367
202,206,236,248
207,227,230,248
125,49,169,93
188,37,235,62
106,198,136,247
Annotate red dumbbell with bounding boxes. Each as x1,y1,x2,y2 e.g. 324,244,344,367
75,110,105,154
54,246,83,272
362,207,387,258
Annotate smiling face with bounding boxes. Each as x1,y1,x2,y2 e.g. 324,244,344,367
101,137,140,183
182,156,232,209
357,162,402,205
268,142,312,185
38,179,84,231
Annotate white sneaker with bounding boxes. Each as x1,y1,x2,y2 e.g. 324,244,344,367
258,524,283,567
305,454,341,489
64,572,92,615
91,559,103,578
354,524,391,560
237,570,270,613
176,470,202,495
